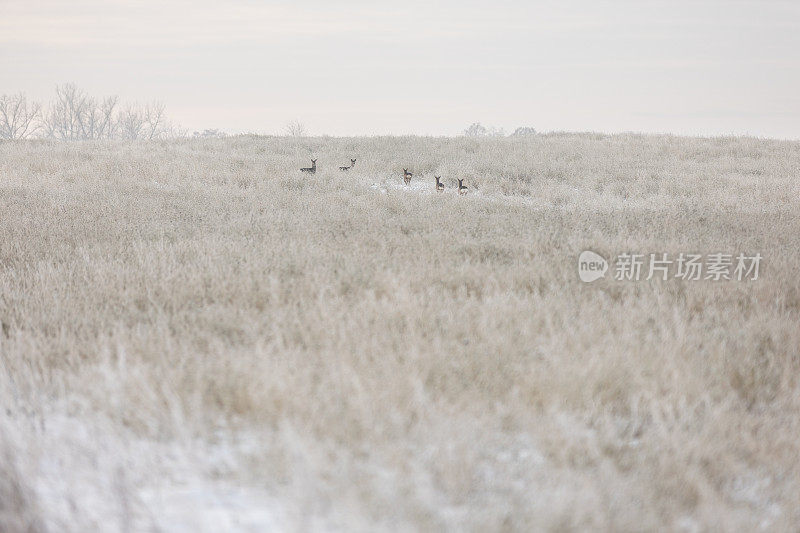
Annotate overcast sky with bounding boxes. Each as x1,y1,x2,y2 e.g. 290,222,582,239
2,0,799,137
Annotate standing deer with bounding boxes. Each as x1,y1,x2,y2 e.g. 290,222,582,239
435,176,444,192
458,179,468,195
339,159,356,171
403,169,412,185
300,159,317,174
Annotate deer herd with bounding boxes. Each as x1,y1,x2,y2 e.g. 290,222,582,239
299,158,468,195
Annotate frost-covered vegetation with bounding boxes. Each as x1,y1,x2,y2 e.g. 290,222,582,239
1,133,800,531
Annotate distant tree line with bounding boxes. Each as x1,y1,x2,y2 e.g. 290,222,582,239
0,84,184,140
1,91,537,140
463,122,537,137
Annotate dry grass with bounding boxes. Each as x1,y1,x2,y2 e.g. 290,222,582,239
1,133,800,531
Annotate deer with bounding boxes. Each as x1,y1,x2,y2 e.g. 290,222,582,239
339,159,356,171
458,179,468,195
435,176,444,192
403,168,412,185
300,159,317,174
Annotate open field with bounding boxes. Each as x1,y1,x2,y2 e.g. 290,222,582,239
2,134,800,531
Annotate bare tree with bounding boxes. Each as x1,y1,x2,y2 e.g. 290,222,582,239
142,102,166,140
118,102,170,140
165,123,189,138
512,126,537,136
283,120,307,137
464,122,488,137
44,84,173,140
82,95,119,139
0,93,42,139
44,83,89,140
44,84,118,140
117,104,144,140
6,84,181,141
464,122,505,137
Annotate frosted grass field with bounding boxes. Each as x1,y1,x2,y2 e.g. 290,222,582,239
2,133,800,531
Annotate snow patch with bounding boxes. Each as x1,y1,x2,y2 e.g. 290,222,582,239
7,412,287,532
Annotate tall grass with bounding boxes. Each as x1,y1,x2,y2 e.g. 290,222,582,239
1,134,799,531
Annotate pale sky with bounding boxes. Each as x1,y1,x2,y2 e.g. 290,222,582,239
2,0,799,137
